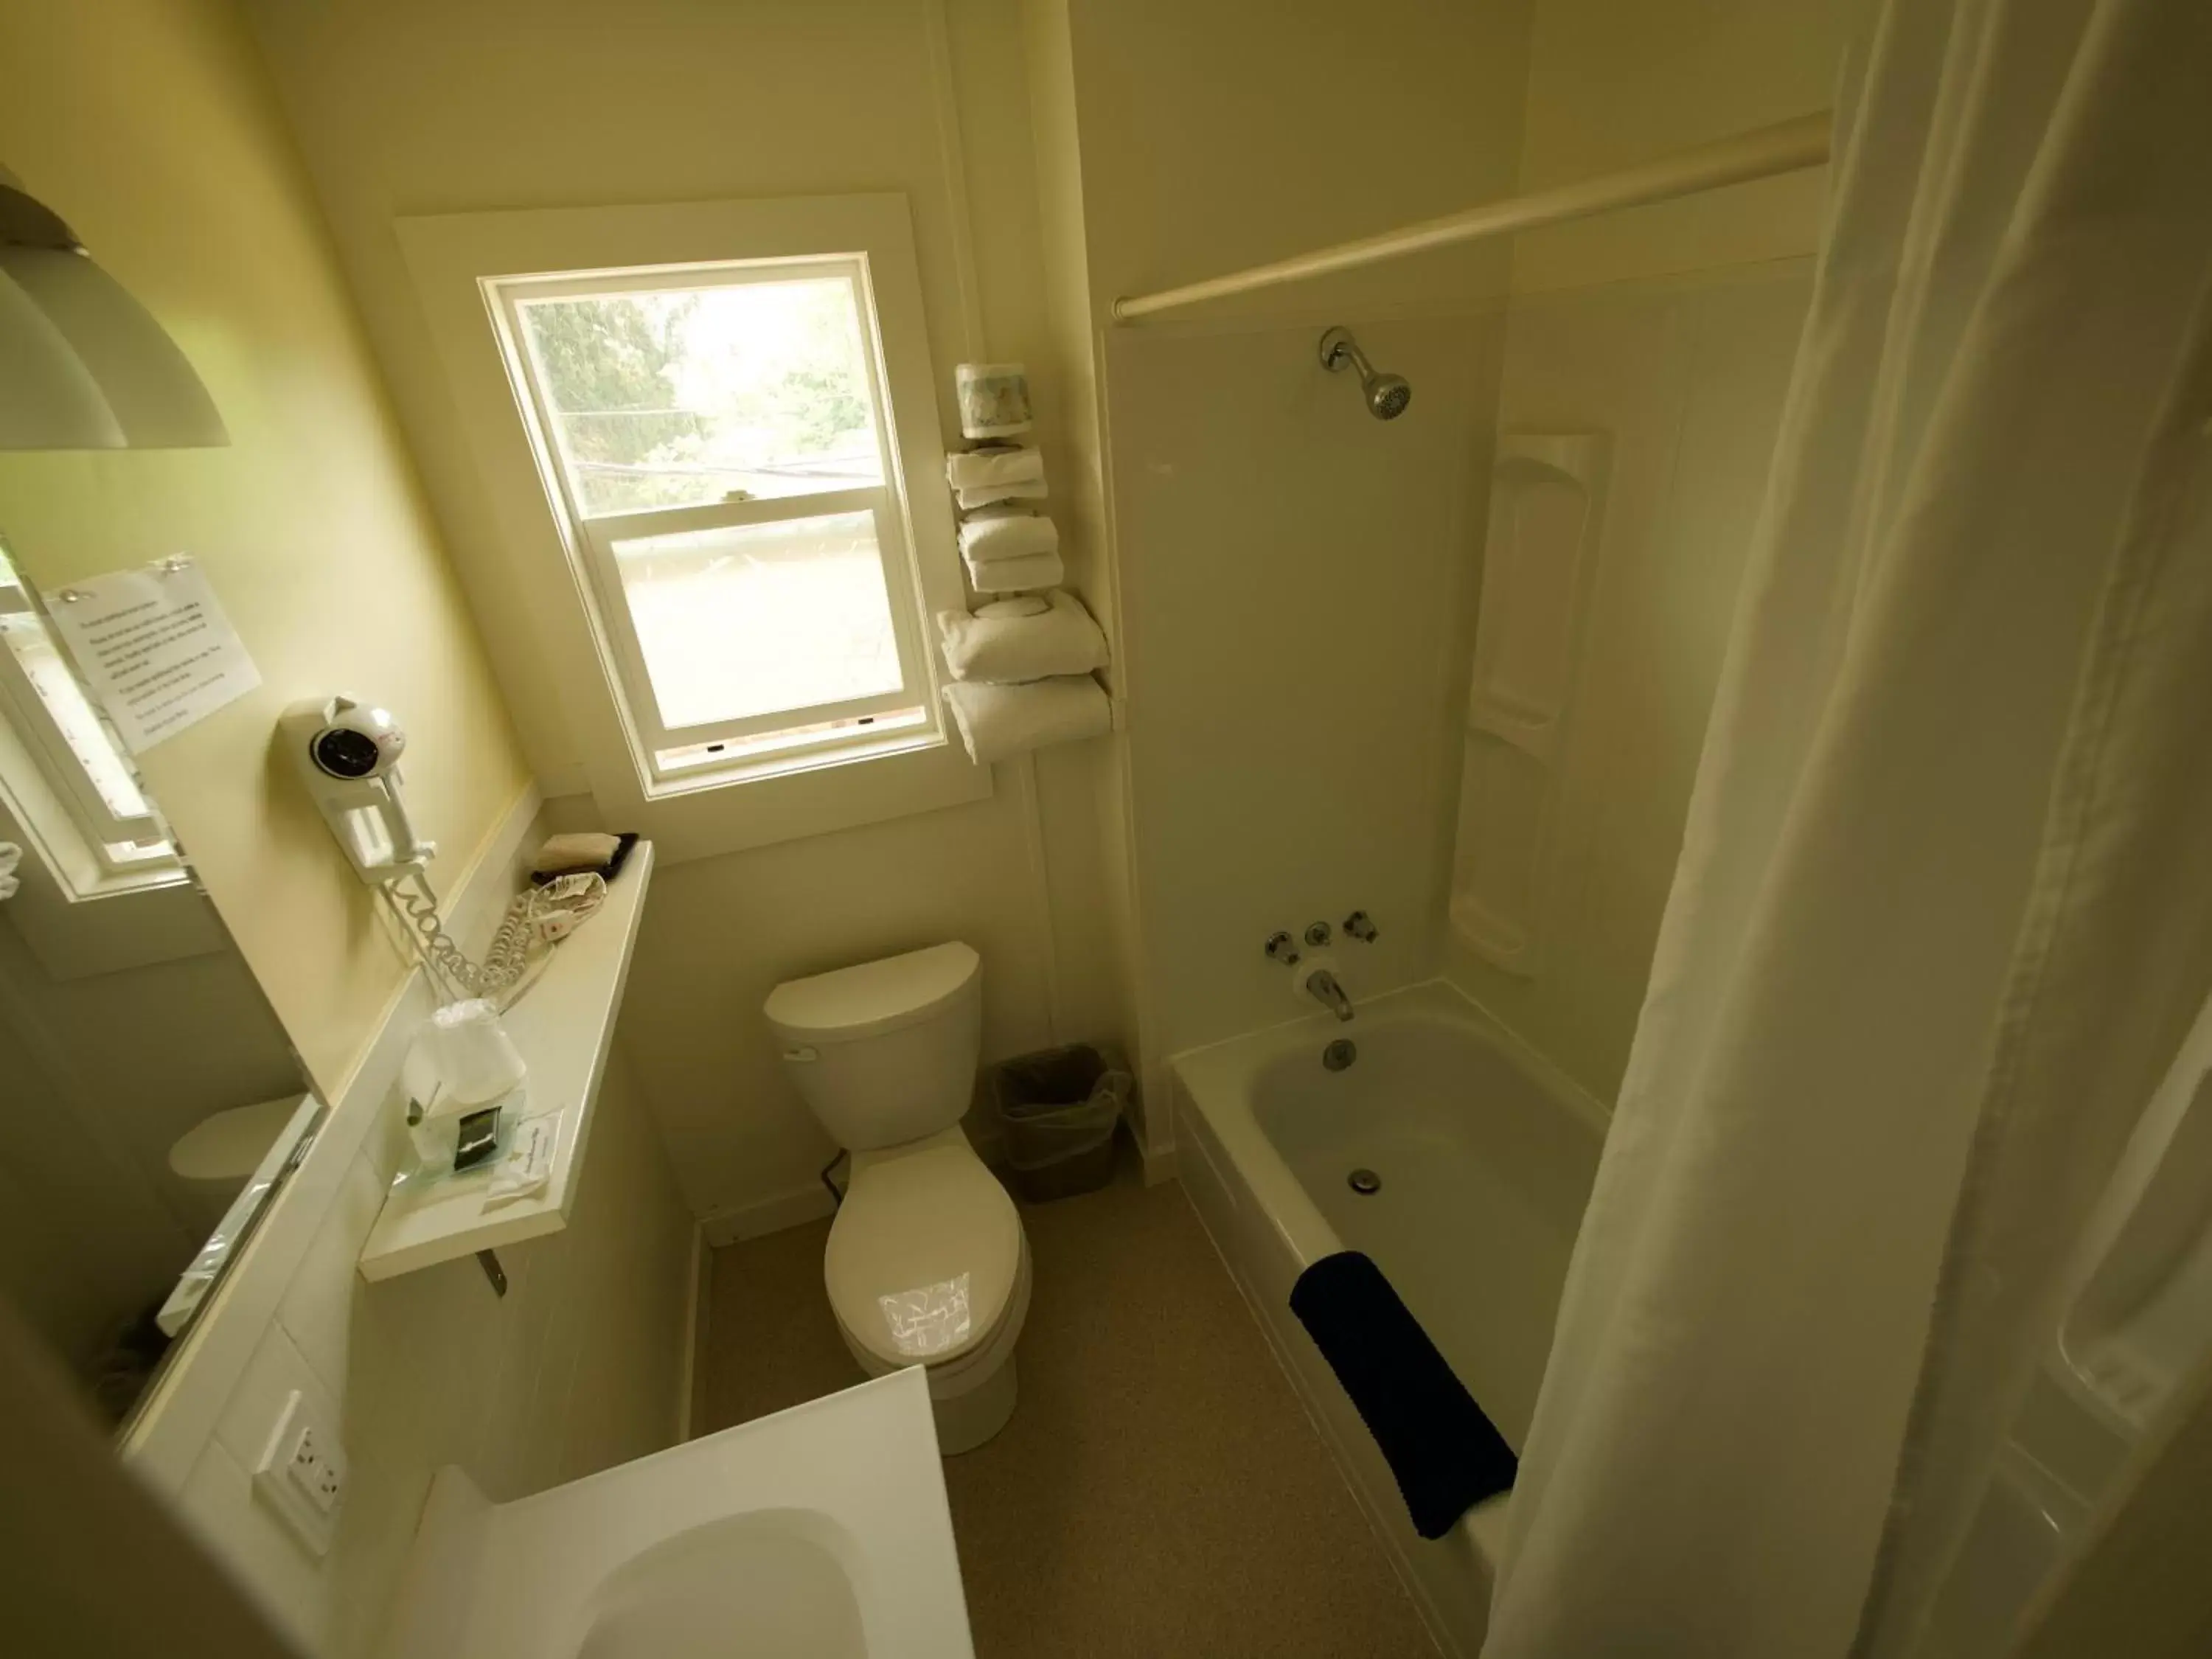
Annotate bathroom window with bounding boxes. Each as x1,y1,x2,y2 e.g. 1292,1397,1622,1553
490,258,936,787
0,540,178,891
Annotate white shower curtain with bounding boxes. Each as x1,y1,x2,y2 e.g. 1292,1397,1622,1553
1484,2,2212,1656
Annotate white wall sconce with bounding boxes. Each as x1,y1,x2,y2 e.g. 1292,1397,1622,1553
0,169,227,451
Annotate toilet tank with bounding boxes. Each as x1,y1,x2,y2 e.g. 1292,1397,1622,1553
764,943,983,1152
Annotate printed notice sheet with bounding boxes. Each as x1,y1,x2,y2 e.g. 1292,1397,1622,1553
45,560,260,753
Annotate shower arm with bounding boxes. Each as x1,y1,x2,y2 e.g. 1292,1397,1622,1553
1320,330,1374,379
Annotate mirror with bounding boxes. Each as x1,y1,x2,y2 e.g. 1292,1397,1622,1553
0,535,315,1428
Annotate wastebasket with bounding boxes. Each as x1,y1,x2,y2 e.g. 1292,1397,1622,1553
990,1042,1130,1202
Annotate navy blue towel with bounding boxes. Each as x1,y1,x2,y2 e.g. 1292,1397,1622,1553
1289,1250,1517,1540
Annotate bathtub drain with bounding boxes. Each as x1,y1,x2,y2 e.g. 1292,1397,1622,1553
1347,1168,1382,1196
1322,1038,1357,1071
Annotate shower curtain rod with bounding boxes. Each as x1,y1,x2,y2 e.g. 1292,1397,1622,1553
1110,112,1834,323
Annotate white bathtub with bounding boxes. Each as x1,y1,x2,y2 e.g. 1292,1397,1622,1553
1172,979,1605,1656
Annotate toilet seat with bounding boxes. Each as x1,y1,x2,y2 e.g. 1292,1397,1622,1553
824,1134,1023,1372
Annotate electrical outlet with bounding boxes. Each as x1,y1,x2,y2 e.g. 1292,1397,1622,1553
302,1433,348,1515
252,1389,345,1556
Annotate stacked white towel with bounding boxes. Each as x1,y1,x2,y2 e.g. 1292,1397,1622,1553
943,676,1111,765
945,445,1043,492
948,443,1048,510
969,550,1064,593
937,590,1110,683
955,477,1046,512
958,505,1059,563
957,502,1062,593
0,841,19,902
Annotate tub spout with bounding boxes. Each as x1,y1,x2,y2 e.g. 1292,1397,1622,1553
1305,968,1355,1022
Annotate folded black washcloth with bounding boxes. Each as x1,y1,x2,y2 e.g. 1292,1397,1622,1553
1289,1250,1517,1540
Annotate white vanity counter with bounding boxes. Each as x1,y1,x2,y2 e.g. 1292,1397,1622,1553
383,1366,975,1659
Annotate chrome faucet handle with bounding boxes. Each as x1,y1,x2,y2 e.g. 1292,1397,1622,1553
1265,931,1301,966
1343,910,1380,943
1304,921,1332,948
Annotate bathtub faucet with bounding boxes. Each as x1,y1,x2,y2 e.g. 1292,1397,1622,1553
1304,967,1355,1023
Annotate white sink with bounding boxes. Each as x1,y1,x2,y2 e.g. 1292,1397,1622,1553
382,1367,975,1659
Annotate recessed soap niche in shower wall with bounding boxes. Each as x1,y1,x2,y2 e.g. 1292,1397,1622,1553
1451,431,1610,978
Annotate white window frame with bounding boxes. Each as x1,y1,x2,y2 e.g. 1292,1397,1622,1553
0,545,181,896
489,257,932,776
400,194,986,860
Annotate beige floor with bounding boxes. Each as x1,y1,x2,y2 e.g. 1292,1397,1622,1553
698,1148,1438,1658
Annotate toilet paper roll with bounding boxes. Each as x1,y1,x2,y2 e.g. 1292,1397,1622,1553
956,362,1034,439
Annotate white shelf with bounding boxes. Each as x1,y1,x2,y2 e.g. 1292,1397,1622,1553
358,841,655,1281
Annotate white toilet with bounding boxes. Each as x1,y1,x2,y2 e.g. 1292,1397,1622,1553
765,942,1029,1454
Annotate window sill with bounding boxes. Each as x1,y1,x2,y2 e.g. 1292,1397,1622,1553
586,716,991,866
644,722,945,800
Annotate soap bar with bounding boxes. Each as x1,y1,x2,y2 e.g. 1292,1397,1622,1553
532,832,620,876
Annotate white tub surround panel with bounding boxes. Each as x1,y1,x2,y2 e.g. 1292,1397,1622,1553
1446,263,1813,1102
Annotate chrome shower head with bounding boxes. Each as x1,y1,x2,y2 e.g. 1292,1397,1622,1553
1319,326,1411,420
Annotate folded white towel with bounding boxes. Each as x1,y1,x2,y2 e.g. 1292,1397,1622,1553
0,841,20,903
958,507,1060,563
945,445,1043,492
943,676,1111,765
956,476,1048,512
937,590,1110,684
966,549,1063,593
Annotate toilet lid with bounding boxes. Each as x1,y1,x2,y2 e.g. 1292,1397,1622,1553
825,1144,1021,1369
169,1095,307,1183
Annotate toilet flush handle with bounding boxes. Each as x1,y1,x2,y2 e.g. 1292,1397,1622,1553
782,1046,820,1063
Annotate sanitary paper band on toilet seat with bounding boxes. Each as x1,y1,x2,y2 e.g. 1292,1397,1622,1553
878,1273,973,1357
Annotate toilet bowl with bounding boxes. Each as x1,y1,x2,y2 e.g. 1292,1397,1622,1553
167,1094,305,1236
765,942,1028,1453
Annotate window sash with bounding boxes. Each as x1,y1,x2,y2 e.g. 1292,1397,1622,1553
506,256,888,526
505,256,867,307
493,254,941,779
577,485,931,757
582,483,881,543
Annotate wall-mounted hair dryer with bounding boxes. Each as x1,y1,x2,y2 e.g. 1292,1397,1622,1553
280,695,437,883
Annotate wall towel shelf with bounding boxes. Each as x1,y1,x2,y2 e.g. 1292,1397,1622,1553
358,841,655,1280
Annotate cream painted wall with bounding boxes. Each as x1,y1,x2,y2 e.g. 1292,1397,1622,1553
243,0,1141,1216
605,788,1066,1231
1509,0,1859,295
0,0,532,1093
113,814,696,1659
1444,0,1858,1101
0,18,690,1655
1057,0,1534,1062
1062,0,1536,324
167,998,692,1658
1018,0,1147,1095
